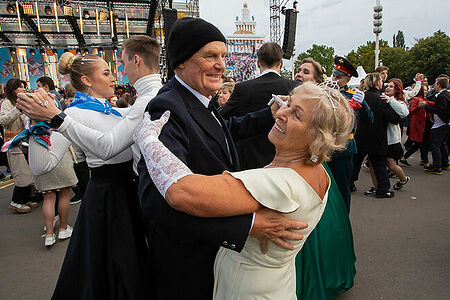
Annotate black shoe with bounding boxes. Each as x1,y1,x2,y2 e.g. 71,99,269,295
393,176,410,190
399,159,410,166
350,184,357,192
0,173,5,179
388,171,396,178
442,165,450,170
425,168,443,175
376,191,395,198
364,187,377,196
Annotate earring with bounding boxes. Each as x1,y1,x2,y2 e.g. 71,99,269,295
86,85,91,95
310,154,318,163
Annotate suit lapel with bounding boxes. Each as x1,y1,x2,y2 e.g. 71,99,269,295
172,79,232,166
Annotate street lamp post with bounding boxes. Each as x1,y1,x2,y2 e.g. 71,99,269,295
373,0,383,69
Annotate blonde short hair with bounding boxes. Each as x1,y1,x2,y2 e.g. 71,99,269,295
291,82,355,165
221,82,234,93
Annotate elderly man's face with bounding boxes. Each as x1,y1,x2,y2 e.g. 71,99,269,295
332,73,351,88
178,41,227,97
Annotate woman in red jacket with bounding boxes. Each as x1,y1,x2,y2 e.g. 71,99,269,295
400,84,432,167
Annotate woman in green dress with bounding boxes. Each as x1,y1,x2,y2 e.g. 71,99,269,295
294,57,356,299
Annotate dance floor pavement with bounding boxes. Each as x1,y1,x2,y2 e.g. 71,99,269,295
0,154,449,299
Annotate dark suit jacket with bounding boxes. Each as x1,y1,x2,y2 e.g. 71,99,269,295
137,77,275,300
424,89,450,124
219,72,299,169
355,88,403,155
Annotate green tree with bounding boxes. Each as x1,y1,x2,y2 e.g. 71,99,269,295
404,30,450,83
280,67,293,80
346,40,389,73
393,30,406,49
294,44,335,75
378,46,408,81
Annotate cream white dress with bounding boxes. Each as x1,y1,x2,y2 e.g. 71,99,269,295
213,167,330,300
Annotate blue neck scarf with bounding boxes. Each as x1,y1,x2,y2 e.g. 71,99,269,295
2,122,52,152
69,92,122,117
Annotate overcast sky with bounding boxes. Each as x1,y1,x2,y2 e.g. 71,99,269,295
198,0,449,68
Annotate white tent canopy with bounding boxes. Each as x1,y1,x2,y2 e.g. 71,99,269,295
348,66,367,88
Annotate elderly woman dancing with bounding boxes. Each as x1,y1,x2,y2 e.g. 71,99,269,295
134,82,355,299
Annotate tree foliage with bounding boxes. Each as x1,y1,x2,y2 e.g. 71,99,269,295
346,40,389,74
294,44,335,75
393,30,406,49
403,30,450,83
346,30,449,83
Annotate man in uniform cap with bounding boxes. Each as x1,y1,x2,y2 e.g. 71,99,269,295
329,56,374,212
137,17,306,299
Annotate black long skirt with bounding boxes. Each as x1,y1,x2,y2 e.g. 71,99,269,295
52,161,147,300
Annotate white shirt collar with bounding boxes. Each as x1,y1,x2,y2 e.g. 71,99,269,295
175,74,211,108
260,69,281,77
134,74,162,96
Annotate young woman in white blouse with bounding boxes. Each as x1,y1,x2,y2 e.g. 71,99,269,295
382,79,410,190
18,44,161,299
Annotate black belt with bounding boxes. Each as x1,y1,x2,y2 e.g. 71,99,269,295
90,160,135,181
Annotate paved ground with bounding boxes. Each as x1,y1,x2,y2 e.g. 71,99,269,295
0,153,449,299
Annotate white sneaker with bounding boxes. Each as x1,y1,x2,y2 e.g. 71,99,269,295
58,225,73,240
44,234,56,247
43,215,59,235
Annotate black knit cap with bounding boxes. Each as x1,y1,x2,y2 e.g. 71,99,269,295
167,17,226,70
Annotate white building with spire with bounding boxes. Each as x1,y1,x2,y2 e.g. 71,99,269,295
226,2,265,54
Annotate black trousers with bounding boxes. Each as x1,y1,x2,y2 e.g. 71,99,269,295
328,155,353,213
403,142,429,163
429,125,449,169
71,161,90,201
353,151,390,194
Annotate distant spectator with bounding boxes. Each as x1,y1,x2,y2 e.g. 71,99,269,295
107,95,118,107
37,76,63,109
217,82,234,107
294,57,324,84
420,76,450,174
63,83,76,107
375,65,389,92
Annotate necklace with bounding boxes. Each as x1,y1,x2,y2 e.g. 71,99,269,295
267,158,304,167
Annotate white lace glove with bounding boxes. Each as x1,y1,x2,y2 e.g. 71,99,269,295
352,88,365,103
133,111,193,198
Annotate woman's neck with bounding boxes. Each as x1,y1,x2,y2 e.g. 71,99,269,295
270,151,309,167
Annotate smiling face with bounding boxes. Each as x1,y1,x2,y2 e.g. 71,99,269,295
83,58,116,99
268,91,315,155
294,62,317,83
218,88,232,106
384,81,395,97
176,41,227,97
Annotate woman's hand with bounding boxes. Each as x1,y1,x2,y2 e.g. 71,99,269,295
16,88,61,121
133,111,170,145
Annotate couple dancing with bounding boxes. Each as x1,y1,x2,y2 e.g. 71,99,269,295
17,18,355,299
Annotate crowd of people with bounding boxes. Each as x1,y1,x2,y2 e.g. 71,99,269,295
225,52,258,83
0,15,448,300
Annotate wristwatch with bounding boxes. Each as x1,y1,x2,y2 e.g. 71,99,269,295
49,112,67,128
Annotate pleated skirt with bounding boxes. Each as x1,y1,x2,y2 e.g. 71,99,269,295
52,160,148,300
